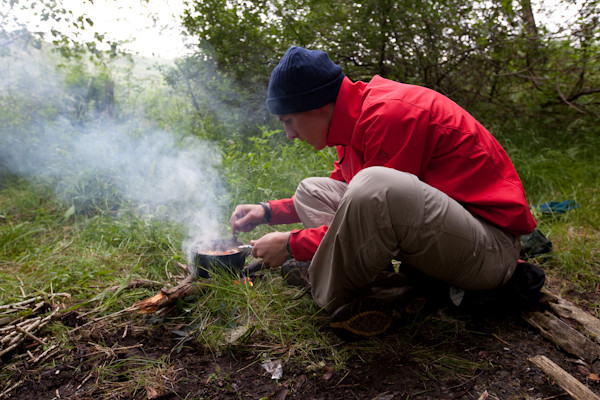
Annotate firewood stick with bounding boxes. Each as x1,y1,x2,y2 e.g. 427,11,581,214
0,316,42,333
0,308,56,335
107,279,163,292
68,308,131,334
131,274,208,314
522,310,600,363
0,293,69,310
176,262,189,271
76,371,94,390
529,355,600,400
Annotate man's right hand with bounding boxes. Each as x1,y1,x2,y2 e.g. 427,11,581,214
230,203,270,234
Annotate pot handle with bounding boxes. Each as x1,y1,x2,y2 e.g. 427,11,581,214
238,244,253,257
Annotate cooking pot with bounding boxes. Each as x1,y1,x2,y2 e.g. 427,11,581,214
190,238,252,278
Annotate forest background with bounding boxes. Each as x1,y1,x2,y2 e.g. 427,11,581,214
0,0,599,398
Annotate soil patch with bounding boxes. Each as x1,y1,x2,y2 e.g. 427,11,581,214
4,294,600,400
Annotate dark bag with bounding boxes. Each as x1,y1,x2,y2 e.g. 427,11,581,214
520,229,553,259
449,261,546,312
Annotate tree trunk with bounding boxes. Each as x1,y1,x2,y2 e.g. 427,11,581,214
519,0,540,67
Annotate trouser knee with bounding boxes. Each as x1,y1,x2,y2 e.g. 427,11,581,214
344,167,420,217
294,176,348,228
295,177,323,199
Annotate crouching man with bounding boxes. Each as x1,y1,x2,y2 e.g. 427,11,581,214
230,46,537,338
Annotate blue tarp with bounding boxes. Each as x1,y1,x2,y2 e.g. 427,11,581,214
533,200,580,215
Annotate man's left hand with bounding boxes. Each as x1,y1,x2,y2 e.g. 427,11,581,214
250,231,291,267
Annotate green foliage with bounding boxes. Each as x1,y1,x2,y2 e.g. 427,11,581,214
180,0,600,132
182,0,281,82
219,127,337,239
58,62,116,123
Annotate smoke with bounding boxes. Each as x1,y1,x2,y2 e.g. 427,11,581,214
0,44,230,256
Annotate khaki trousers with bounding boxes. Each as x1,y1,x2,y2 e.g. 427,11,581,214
293,167,521,313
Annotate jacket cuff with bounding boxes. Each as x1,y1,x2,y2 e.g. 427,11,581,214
288,226,328,261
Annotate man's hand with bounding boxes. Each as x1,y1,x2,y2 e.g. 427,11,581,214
250,231,291,267
230,203,269,234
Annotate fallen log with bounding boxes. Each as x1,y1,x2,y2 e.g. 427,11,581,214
522,310,600,363
529,355,600,400
130,274,210,314
544,293,600,344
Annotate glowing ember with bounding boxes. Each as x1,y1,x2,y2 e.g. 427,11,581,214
233,277,253,286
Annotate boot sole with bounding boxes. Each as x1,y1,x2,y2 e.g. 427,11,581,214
330,298,393,338
330,309,392,337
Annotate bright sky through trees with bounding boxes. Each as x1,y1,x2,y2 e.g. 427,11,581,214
9,0,581,60
11,0,193,59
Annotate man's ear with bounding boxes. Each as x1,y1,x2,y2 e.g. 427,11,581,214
317,102,335,115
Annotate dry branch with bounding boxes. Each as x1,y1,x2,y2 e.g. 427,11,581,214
529,355,600,400
130,274,210,314
0,308,60,357
0,293,68,362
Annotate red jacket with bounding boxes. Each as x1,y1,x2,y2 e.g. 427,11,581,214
269,76,537,261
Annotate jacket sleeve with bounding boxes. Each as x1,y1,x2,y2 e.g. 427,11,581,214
288,226,328,261
268,198,328,260
267,198,300,225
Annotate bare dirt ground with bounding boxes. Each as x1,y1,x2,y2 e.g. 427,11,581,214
3,274,600,400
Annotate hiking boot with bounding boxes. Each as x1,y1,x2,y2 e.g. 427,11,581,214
369,285,429,316
281,259,311,289
360,271,429,315
329,298,393,340
447,261,546,313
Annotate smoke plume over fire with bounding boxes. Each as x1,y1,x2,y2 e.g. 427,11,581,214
0,45,229,259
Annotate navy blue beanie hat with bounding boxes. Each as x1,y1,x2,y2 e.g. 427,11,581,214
266,46,345,115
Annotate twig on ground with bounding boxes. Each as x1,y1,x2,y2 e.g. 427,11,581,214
76,371,94,390
0,297,41,310
0,380,24,399
68,308,131,334
176,262,189,272
491,333,510,346
0,294,66,358
15,325,47,346
30,344,60,365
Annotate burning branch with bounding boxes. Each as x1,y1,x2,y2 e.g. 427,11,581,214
130,272,210,314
